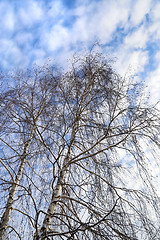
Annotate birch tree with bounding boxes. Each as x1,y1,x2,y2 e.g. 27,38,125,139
0,67,59,239
0,51,160,239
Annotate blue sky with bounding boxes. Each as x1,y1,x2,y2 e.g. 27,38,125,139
0,0,160,103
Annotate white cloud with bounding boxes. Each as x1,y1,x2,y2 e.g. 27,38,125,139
0,0,159,86
72,0,130,44
147,2,160,41
0,3,15,33
3,10,15,31
18,1,43,27
146,64,160,104
130,0,151,25
110,47,149,76
124,26,148,49
150,1,160,21
0,39,22,68
72,16,91,43
41,24,70,51
15,32,33,48
129,50,148,71
47,1,65,19
148,21,160,41
31,49,46,66
155,51,160,62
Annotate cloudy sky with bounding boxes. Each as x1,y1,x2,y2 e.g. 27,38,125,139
0,0,160,103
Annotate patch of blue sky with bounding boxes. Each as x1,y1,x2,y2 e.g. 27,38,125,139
103,26,127,50
62,15,78,28
61,0,77,9
143,45,159,73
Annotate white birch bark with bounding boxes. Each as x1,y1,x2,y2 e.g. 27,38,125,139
36,118,79,239
0,122,38,240
0,96,47,239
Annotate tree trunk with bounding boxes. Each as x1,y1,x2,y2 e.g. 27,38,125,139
36,118,79,239
0,127,36,240
37,166,68,239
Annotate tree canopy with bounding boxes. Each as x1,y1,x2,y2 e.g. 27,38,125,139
0,50,160,240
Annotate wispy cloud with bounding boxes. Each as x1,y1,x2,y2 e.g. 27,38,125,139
0,0,159,103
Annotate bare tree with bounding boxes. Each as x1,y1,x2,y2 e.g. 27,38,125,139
0,67,59,239
0,51,160,240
